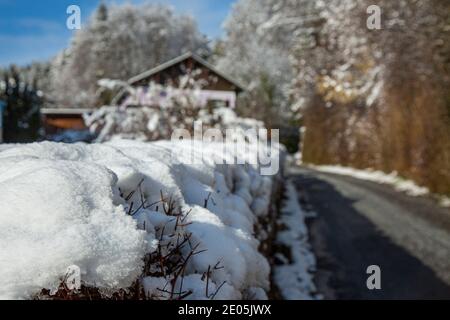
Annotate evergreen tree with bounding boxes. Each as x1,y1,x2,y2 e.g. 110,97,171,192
0,66,42,143
96,2,108,22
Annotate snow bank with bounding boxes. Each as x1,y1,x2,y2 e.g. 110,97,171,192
313,165,429,196
273,182,317,300
312,165,450,208
313,165,450,207
0,139,281,300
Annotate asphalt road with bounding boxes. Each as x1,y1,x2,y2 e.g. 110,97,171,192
290,167,450,300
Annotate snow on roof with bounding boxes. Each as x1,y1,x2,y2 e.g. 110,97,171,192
128,52,246,92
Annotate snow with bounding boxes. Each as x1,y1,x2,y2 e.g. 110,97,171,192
0,150,147,300
0,139,280,299
273,182,317,300
86,76,264,143
51,2,208,107
313,165,428,196
312,165,450,207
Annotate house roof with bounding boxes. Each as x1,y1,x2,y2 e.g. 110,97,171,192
128,52,246,92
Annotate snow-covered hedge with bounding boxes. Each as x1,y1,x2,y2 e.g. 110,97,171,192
0,139,282,300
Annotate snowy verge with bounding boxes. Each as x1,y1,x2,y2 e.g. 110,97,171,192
0,139,282,300
311,165,450,207
273,181,318,300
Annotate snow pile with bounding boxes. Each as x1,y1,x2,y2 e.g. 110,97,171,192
273,182,317,300
0,139,281,299
313,165,450,207
313,165,430,197
0,149,146,299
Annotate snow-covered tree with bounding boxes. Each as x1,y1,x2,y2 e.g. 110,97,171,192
217,0,303,127
51,2,208,108
85,73,263,142
292,0,450,194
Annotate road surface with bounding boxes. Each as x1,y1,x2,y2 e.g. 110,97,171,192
290,167,450,300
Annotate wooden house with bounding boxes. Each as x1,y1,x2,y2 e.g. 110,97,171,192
125,52,245,109
42,52,245,136
41,108,93,136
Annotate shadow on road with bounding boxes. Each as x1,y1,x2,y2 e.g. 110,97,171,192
291,171,450,300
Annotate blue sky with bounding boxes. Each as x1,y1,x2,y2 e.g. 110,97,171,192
0,0,236,66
